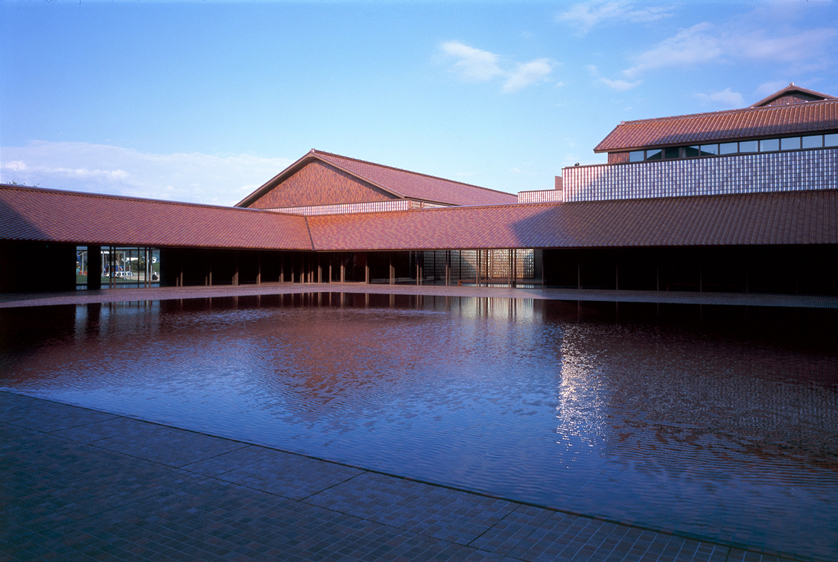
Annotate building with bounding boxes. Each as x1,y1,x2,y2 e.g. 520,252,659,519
1,84,836,295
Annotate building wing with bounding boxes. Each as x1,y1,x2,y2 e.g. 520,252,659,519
236,149,517,212
0,185,313,250
307,190,838,251
595,86,838,153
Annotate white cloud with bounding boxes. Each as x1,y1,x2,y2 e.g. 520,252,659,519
439,41,504,82
624,23,722,78
587,65,641,91
623,21,837,78
756,80,792,97
0,141,293,206
599,77,641,91
732,28,836,64
555,1,673,36
502,59,554,93
695,87,745,109
439,41,554,94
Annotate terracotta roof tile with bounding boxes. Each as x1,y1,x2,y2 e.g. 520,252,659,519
4,185,835,252
595,99,838,152
0,185,313,250
237,150,517,208
307,190,838,250
313,150,517,206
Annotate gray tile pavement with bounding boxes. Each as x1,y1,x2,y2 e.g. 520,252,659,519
2,282,836,310
0,391,809,561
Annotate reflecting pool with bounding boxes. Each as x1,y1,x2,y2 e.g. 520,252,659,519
1,294,836,559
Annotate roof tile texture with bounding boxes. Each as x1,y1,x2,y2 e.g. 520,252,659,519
595,99,838,152
3,185,836,251
313,151,517,206
0,186,313,250
308,190,838,250
247,160,396,209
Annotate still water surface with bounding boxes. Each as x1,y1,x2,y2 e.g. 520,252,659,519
1,294,836,559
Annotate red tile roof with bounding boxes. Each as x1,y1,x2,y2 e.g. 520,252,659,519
750,84,835,108
237,149,517,208
595,98,838,153
308,190,838,250
4,185,836,252
0,185,313,250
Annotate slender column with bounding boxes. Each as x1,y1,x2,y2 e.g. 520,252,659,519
257,252,262,285
340,258,345,283
365,255,370,284
389,254,395,285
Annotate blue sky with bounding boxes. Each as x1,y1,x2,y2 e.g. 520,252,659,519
2,0,836,206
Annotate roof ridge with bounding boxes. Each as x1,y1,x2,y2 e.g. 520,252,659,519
311,149,516,197
614,96,838,127
0,183,276,214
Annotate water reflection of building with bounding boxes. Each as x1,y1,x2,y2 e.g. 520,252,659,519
1,84,836,294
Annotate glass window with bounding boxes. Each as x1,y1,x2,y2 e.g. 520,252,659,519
801,135,822,149
663,147,680,159
825,133,838,147
699,144,719,156
629,150,644,162
684,146,700,157
781,137,802,150
739,140,758,153
719,142,738,155
645,149,662,160
759,138,779,152
76,246,88,288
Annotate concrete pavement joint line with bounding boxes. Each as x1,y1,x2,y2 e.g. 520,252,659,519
296,469,370,504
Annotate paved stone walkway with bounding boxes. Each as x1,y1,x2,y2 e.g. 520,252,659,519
2,283,837,309
2,391,801,562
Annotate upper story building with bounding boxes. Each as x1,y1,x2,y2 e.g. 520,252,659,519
237,148,516,215
562,84,838,202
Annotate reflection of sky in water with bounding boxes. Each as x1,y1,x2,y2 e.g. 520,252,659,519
1,294,836,560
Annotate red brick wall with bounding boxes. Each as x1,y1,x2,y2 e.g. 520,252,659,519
249,161,398,209
608,152,630,164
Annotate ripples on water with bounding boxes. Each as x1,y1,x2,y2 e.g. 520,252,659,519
1,294,836,559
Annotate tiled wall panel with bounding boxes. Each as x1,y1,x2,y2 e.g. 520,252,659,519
563,149,838,202
518,190,564,204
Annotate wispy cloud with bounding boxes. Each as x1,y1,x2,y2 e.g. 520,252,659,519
439,41,554,94
587,65,641,91
439,41,504,82
695,87,744,109
555,1,673,36
502,59,553,93
0,141,292,206
623,21,837,78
